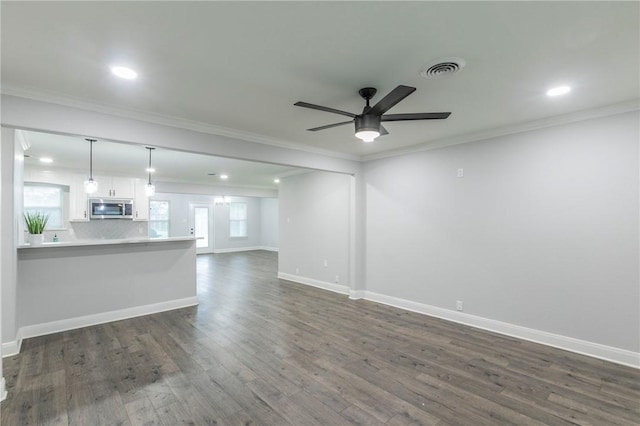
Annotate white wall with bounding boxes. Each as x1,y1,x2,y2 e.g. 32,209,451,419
1,128,22,353
152,193,277,251
214,197,262,251
152,193,213,237
279,171,351,287
17,240,196,330
365,111,639,353
0,128,8,398
260,198,278,250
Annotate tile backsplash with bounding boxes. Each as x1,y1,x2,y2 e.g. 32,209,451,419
38,229,74,243
70,220,149,240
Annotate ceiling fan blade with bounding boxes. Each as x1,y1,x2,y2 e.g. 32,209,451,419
367,85,416,116
294,102,356,118
379,125,389,136
381,112,451,122
307,120,353,131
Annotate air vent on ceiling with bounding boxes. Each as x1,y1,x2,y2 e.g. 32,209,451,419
420,57,466,79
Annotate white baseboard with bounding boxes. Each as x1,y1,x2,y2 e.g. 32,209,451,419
2,331,23,357
213,246,279,254
0,377,7,402
362,291,640,369
213,246,260,253
349,290,365,300
278,272,349,295
1,296,199,358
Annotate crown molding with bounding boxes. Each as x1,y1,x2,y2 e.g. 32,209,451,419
1,84,360,162
276,168,313,179
4,85,637,165
155,179,277,192
362,99,640,162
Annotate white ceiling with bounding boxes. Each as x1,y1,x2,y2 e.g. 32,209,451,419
2,2,639,159
22,130,301,190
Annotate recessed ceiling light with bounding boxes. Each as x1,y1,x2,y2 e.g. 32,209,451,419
110,66,138,80
546,86,571,97
146,167,155,173
39,157,53,163
274,179,280,183
220,174,228,180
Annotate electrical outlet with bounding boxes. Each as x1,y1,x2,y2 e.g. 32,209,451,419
457,168,464,178
323,259,328,267
456,300,463,311
295,268,299,274
335,275,339,283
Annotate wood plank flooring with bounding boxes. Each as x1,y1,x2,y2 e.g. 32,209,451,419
2,250,639,425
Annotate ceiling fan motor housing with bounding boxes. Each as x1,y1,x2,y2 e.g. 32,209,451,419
355,114,381,133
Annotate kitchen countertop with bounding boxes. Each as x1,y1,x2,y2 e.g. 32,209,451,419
17,236,198,249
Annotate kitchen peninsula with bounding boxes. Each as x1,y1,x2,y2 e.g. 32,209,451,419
15,237,197,345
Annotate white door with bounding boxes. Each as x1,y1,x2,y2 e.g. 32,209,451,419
189,204,213,254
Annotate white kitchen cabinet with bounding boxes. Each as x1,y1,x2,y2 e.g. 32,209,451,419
93,175,134,199
133,179,150,221
69,174,89,221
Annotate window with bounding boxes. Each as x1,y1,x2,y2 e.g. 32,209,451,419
24,183,66,229
230,202,247,237
149,200,170,238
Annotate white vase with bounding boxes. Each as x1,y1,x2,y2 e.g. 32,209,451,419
28,234,44,245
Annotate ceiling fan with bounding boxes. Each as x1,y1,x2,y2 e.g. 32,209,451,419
294,85,451,142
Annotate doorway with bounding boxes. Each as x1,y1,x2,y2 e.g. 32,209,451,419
189,203,213,254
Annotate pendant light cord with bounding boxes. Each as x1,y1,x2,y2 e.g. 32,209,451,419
90,141,93,179
85,138,96,180
147,147,155,185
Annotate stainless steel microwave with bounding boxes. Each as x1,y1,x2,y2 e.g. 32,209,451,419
89,198,134,219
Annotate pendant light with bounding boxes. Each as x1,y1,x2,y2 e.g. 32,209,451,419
145,147,156,196
83,138,98,194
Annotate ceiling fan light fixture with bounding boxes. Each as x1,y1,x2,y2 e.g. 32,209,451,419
355,115,381,143
355,130,380,143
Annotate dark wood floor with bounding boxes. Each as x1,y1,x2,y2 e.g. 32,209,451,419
2,251,639,425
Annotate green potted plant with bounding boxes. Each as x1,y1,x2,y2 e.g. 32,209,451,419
24,211,49,245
